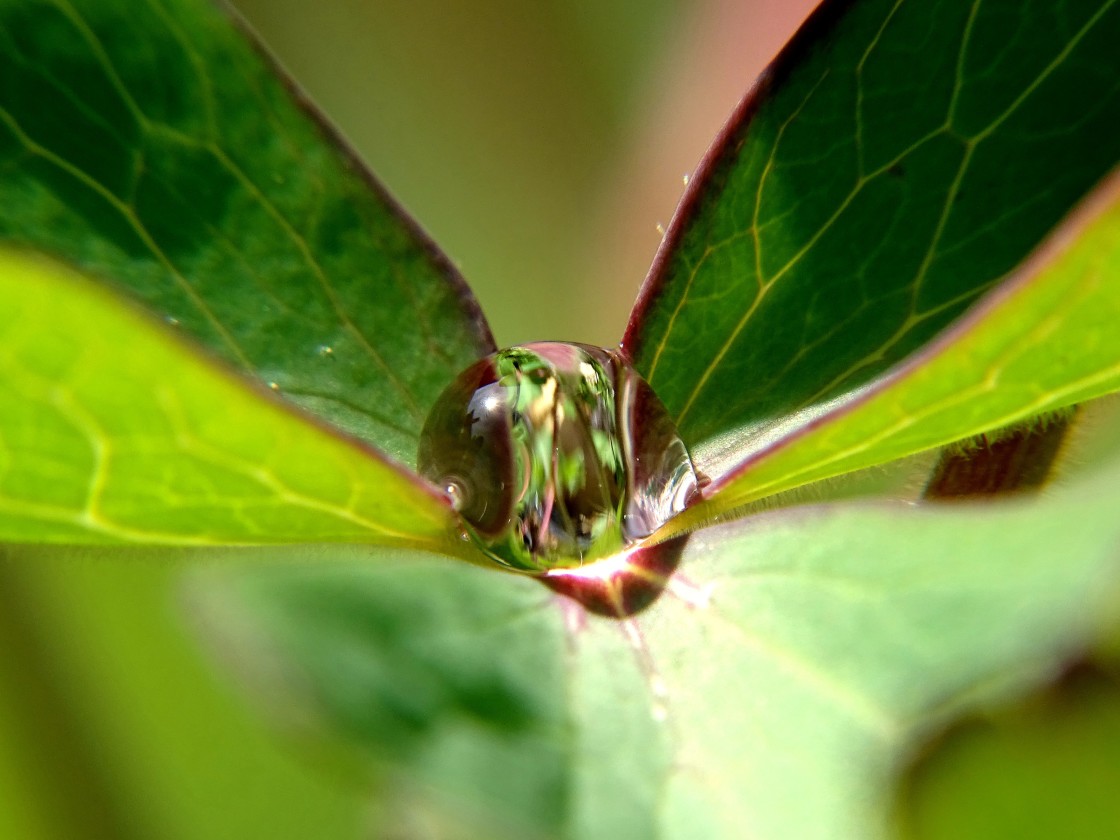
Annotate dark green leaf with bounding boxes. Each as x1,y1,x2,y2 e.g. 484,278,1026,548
668,169,1120,526
0,0,494,466
625,0,1120,460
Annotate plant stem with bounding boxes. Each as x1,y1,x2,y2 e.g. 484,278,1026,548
923,411,1077,499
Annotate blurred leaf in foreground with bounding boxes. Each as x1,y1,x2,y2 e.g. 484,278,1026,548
198,445,1120,839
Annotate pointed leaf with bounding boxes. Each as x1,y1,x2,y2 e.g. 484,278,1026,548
675,167,1120,523
0,248,462,548
199,452,1120,839
625,0,1120,459
0,0,494,466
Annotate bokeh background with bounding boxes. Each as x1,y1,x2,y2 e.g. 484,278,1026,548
0,2,817,838
230,0,818,348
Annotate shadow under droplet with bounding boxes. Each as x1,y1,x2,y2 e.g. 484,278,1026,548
539,534,689,618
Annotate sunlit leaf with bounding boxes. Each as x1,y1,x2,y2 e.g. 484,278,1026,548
678,167,1120,523
0,248,462,549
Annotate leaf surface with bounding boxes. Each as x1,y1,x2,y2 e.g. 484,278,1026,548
625,0,1120,458
0,0,494,466
0,248,461,548
200,451,1120,839
676,167,1120,522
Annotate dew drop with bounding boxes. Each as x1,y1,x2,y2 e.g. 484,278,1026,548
418,342,699,574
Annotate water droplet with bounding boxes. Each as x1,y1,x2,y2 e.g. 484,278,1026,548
418,342,699,573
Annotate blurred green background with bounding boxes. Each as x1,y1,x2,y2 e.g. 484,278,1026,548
0,2,815,838
227,0,818,348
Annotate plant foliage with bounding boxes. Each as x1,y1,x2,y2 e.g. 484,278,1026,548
2,0,1120,838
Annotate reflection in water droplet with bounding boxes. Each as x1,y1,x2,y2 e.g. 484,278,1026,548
418,342,699,574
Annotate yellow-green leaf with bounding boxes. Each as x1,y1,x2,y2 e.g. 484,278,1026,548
0,249,462,549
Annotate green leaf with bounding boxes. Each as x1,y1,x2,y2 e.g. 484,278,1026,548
0,248,462,548
676,167,1120,522
192,550,570,840
199,451,1120,839
0,0,494,466
624,0,1120,456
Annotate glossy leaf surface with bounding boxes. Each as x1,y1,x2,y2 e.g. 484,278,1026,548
0,249,459,548
626,0,1120,456
0,0,494,466
674,168,1120,524
202,453,1120,839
